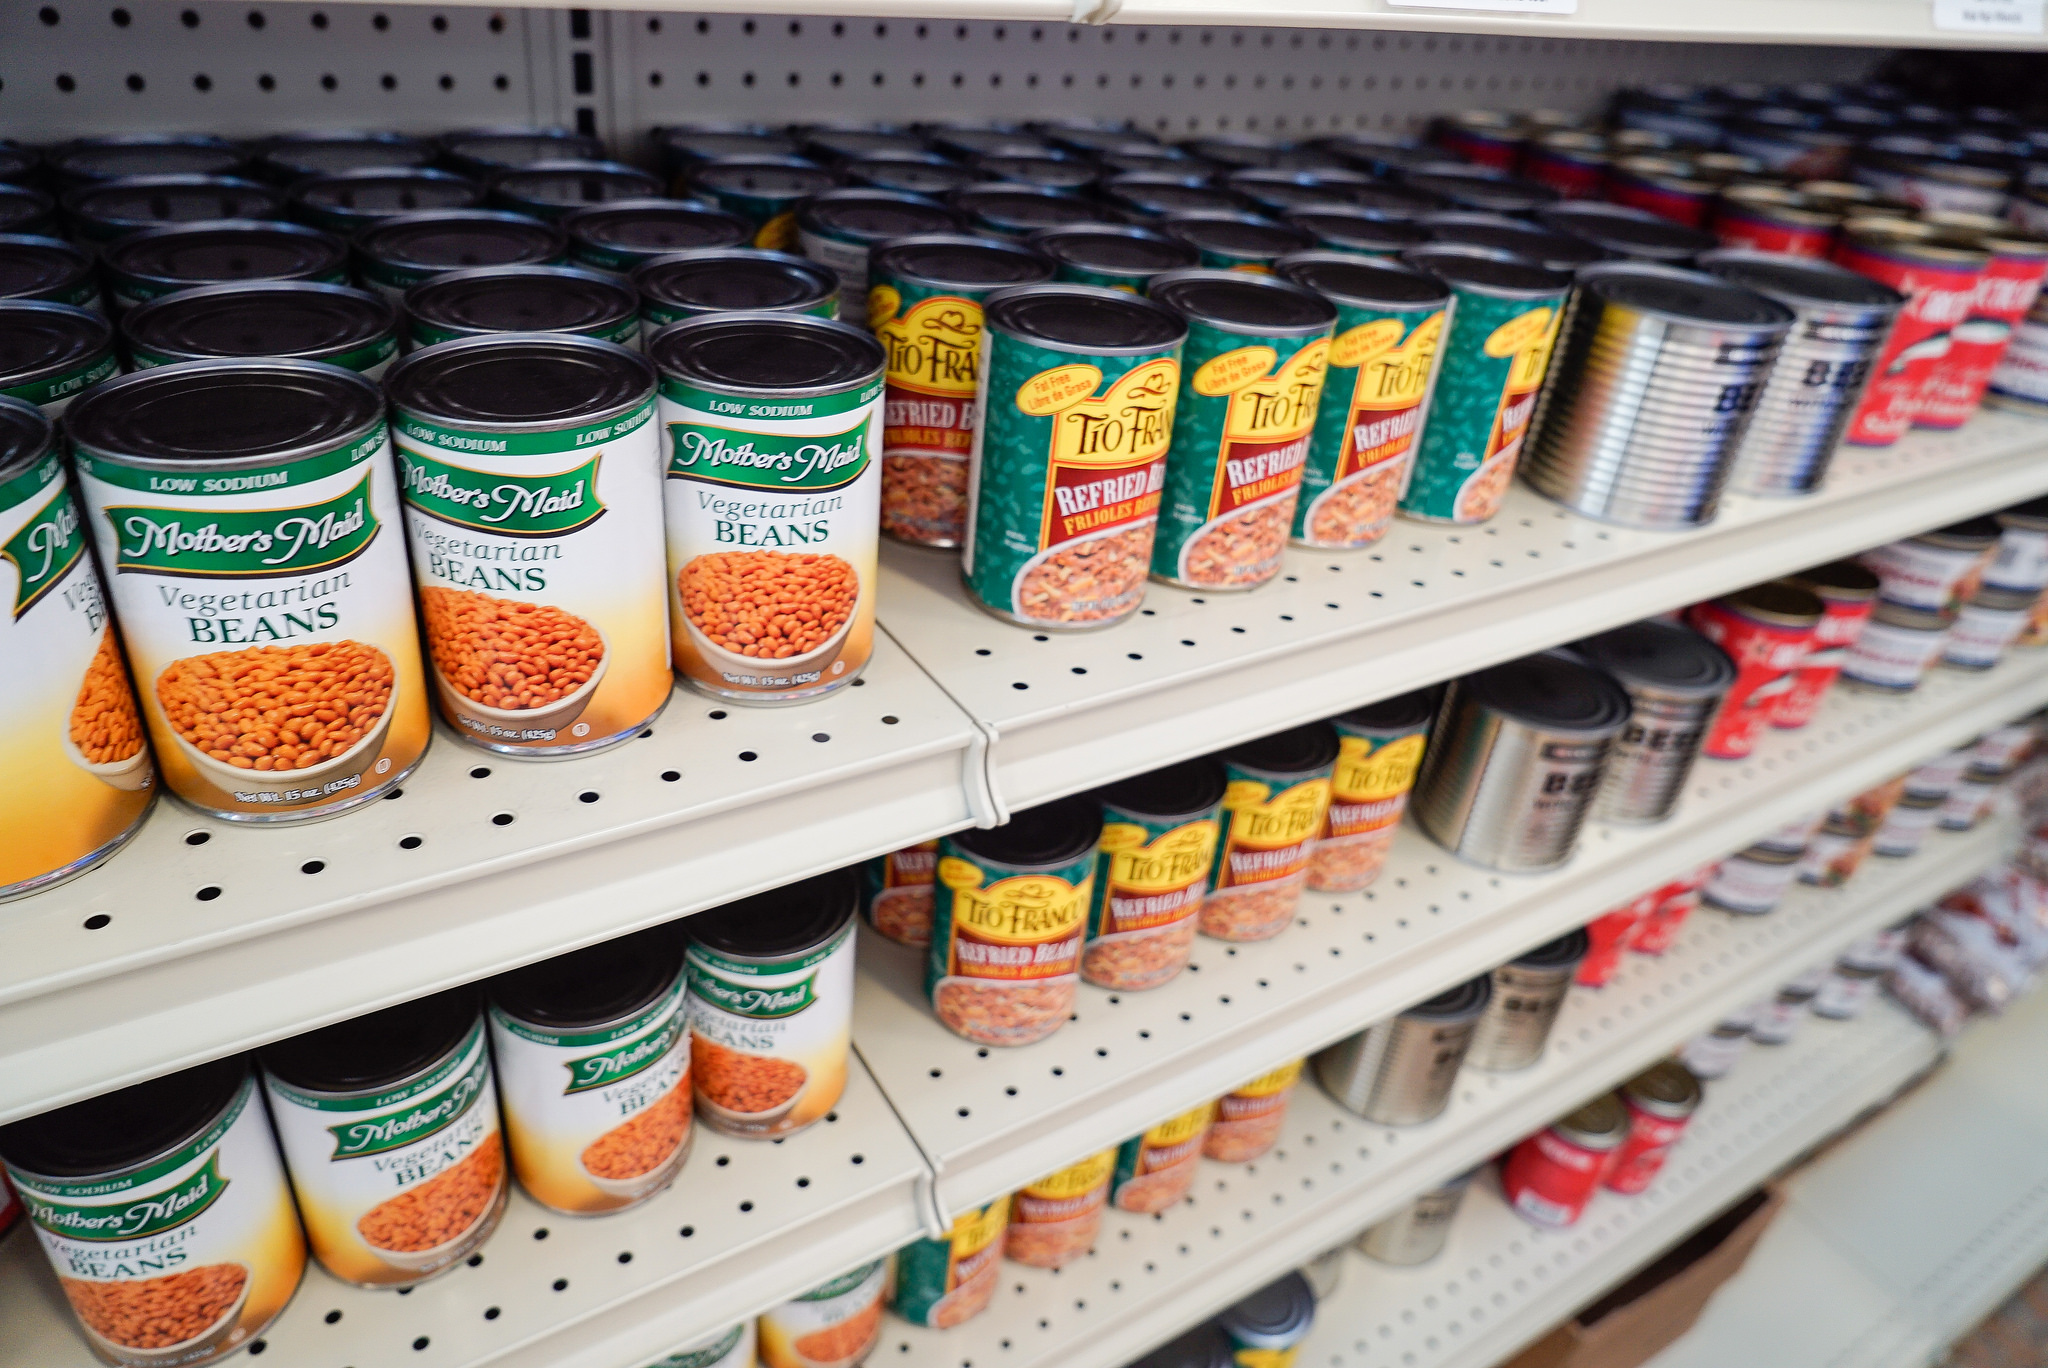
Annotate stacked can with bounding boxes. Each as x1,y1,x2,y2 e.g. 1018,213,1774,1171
1307,690,1433,893
1847,520,1998,691
1987,291,2048,414
1631,867,1712,955
1773,561,1882,726
1466,930,1589,1072
1314,976,1490,1126
1604,1061,1702,1195
1576,619,1737,825
1501,1094,1630,1228
1687,582,1824,759
1914,218,2048,430
1835,220,1990,447
1357,1171,1477,1266
1710,184,1841,259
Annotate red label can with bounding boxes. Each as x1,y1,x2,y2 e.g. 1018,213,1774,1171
1834,228,1990,446
1772,561,1880,729
1502,1095,1629,1227
1577,892,1657,987
1607,159,1715,228
1712,188,1839,259
1524,133,1609,200
1629,873,1706,956
1686,583,1823,760
1434,113,1524,173
1605,1061,1702,1194
1917,237,2048,430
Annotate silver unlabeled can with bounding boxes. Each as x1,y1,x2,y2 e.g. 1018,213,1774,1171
1466,929,1589,1072
1356,1169,1477,1266
1576,619,1736,825
1314,975,1490,1126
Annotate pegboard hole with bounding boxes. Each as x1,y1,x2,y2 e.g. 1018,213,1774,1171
84,914,111,930
196,886,221,901
301,860,325,875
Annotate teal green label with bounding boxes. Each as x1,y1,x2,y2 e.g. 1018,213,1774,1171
2,464,83,618
324,1036,489,1159
3,349,117,410
798,1259,887,1302
410,314,638,348
1292,299,1445,548
115,265,348,310
646,1325,748,1368
563,1012,684,1094
25,1155,229,1242
130,330,392,374
643,293,835,329
77,429,381,494
684,959,817,1018
1051,262,1153,294
102,470,379,578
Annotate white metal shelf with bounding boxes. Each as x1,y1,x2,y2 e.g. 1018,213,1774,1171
855,650,2048,1221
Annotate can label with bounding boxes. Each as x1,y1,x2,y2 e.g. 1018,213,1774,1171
759,1260,887,1368
1308,727,1425,892
1861,539,1990,615
1111,1101,1214,1213
1630,882,1701,955
1501,1127,1608,1227
871,280,985,547
1687,598,1815,760
1293,305,1443,549
7,1075,305,1364
1203,1059,1302,1162
1703,852,1797,914
890,1197,1009,1328
1712,205,1834,258
1524,149,1608,200
1005,1150,1114,1269
1153,327,1331,588
1052,260,1152,293
1609,174,1711,227
1400,289,1563,524
642,1323,756,1368
1874,799,1941,857
862,840,938,947
1944,599,2027,668
0,452,154,896
658,368,882,701
685,918,854,1138
643,293,833,335
927,843,1094,1046
1201,763,1332,942
133,334,398,381
1918,249,2048,429
1084,805,1221,990
1989,310,2048,408
1987,526,2048,593
1941,778,1997,830
1836,238,1985,446
489,977,690,1215
412,313,642,351
75,427,431,820
1771,593,1876,729
798,226,876,326
394,399,672,754
1853,166,2007,218
265,1020,505,1286
4,349,118,417
1604,1101,1689,1195
1842,616,1944,689
962,333,1180,626
1577,901,1649,986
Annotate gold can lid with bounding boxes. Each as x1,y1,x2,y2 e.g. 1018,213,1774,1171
1843,220,1992,269
1622,1059,1703,1119
1552,1092,1631,1150
1787,559,1880,603
1721,580,1825,629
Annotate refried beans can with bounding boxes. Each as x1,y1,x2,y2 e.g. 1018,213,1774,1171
0,300,117,415
121,281,400,379
405,265,641,351
1396,247,1571,525
889,1196,1009,1329
1147,269,1336,588
685,869,858,1139
1273,253,1449,550
869,235,1057,550
1203,1059,1304,1162
927,796,1101,1047
1835,224,1990,446
1085,758,1226,990
1309,690,1432,893
862,840,939,947
68,360,431,822
261,989,506,1288
386,335,671,757
351,210,569,302
1774,560,1881,728
1604,1060,1701,1195
652,312,885,704
1202,724,1338,942
1029,222,1199,294
1917,225,2048,429
962,283,1185,627
1686,582,1824,760
686,158,840,252
796,189,963,325
1005,1149,1115,1269
487,926,691,1214
0,400,153,900
1112,1100,1216,1213
634,249,841,340
1500,1093,1629,1227
758,1259,887,1368
0,1058,304,1368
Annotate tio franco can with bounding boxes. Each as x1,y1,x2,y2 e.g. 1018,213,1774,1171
861,839,939,947
1500,1093,1629,1227
652,311,885,704
68,360,431,822
1085,758,1226,991
1006,1151,1116,1270
796,188,963,325
1029,222,1200,294
1204,1059,1304,1163
1112,1100,1216,1214
1203,724,1338,942
1309,690,1433,893
891,1196,1010,1329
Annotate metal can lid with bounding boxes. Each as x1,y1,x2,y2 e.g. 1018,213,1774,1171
255,130,435,181
291,168,483,225
385,332,656,430
1539,202,1721,262
1094,148,1206,176
439,127,604,177
950,183,1107,234
691,157,839,202
0,185,54,235
1097,757,1229,824
982,283,1185,355
263,987,478,1096
974,153,1099,191
104,219,348,292
1273,251,1451,310
1221,721,1341,782
1461,649,1634,738
1035,122,1163,154
947,794,1103,871
356,209,569,272
0,1056,248,1181
1996,495,2048,532
0,138,40,182
842,153,980,197
1400,974,1493,1023
1574,619,1737,701
67,358,384,469
1283,208,1433,254
121,281,395,364
1717,182,1840,228
634,248,838,315
1333,688,1436,737
1327,182,1448,218
1422,211,1610,272
1126,1327,1232,1368
1400,244,1572,298
1225,168,1375,211
0,300,112,388
871,234,1056,292
655,126,796,167
928,127,1056,160
1027,224,1199,278
1580,261,1796,331
1101,175,1245,217
1734,843,1802,865
1721,580,1825,629
1552,1092,1632,1150
1148,268,1338,335
490,925,682,1033
1181,134,1292,169
801,128,931,163
1400,167,1562,213
1972,585,2036,612
0,234,94,300
1786,559,1882,602
51,134,246,185
1841,222,1991,269
1512,928,1591,972
1161,211,1316,262
66,175,283,233
1695,249,1906,311
0,395,54,483
488,160,665,215
1622,1059,1703,1119
1916,516,2001,551
690,868,861,963
1218,1272,1317,1349
407,265,636,336
799,188,962,245
1871,599,1951,631
649,310,884,398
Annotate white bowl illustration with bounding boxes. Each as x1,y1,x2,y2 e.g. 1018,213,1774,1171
173,678,397,799
432,625,610,744
61,728,153,792
75,1265,249,1365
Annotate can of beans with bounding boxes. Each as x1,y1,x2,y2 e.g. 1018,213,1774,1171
1604,1060,1702,1195
69,360,430,822
1501,1093,1629,1227
64,175,283,244
49,133,247,187
1030,222,1200,293
797,188,962,324
1224,169,1374,218
1835,223,1990,446
843,152,979,199
1862,519,2000,615
488,926,690,1214
1987,498,2048,593
1944,586,2034,669
962,282,1184,626
262,989,505,1287
1606,157,1718,227
652,312,885,703
1086,758,1226,990
1710,184,1839,258
0,1058,304,1366
1158,212,1315,273
0,234,102,311
562,200,749,276
0,185,55,239
1687,583,1824,760
870,235,1057,550
1005,1149,1115,1269
687,158,838,251
0,300,116,415
1853,144,2012,217
101,220,349,314
862,840,938,947
1315,976,1490,1126
1357,1170,1476,1266
952,184,1108,240
1972,722,2036,776
1309,690,1432,893
1874,791,1943,856
654,125,792,180
1988,293,2048,413
1272,253,1448,551
1282,208,1433,260
1422,212,1608,275
1536,201,1716,265
386,333,671,756
1101,173,1244,223
352,209,569,302
123,281,401,378
442,128,603,182
288,169,484,236
758,1260,888,1368
1396,246,1572,525
1467,929,1589,1072
634,248,840,340
253,130,434,183
1146,269,1335,588
1204,1059,1304,1163
486,160,663,222
1112,1100,1216,1213
1750,978,1819,1045
1218,1273,1316,1368
1703,843,1802,914
406,265,641,350
1578,619,1736,824
1202,724,1337,941
1771,561,1880,728
929,797,1100,1046
641,1323,756,1368
890,1197,1010,1329
1524,131,1612,201
1917,224,2048,429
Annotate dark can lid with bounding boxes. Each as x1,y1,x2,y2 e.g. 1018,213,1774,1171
1037,123,1163,156
490,925,683,1032
1400,167,1562,214
1333,688,1437,736
690,869,860,962
121,281,396,366
1027,224,1199,279
799,188,962,245
1423,212,1610,272
0,300,112,388
975,153,1100,192
1097,757,1229,823
1101,175,1245,218
0,184,54,237
871,234,1056,292
843,153,981,197
488,161,665,219
1160,211,1316,263
0,396,54,483
1553,1092,1631,1150
1226,168,1376,212
0,139,39,184
66,176,283,236
439,127,605,179
655,126,798,168
928,127,1054,161
290,169,483,230
565,200,753,264
649,311,884,398
1621,1059,1703,1120
1696,249,1906,311
1511,928,1591,971
1126,1326,1233,1368
982,283,1186,354
0,1056,249,1180
263,987,479,1095
1541,202,1719,264
67,359,384,470
1462,650,1633,738
51,134,246,185
949,183,1107,235
691,157,840,205
407,265,636,338
104,220,348,294
1574,619,1738,701
1920,516,2001,549
0,235,96,303
1219,1273,1317,1349
1284,208,1433,255
1401,244,1572,298
356,209,569,274
1274,251,1452,310
947,795,1103,871
1221,722,1341,781
1400,975,1493,1023
801,128,931,163
1334,183,1450,217
255,131,435,182
1580,262,1796,331
1998,494,2048,529
385,333,656,430
1147,269,1339,336
1095,148,1209,176
634,248,839,316
1786,559,1882,602
1182,135,1291,170
1722,580,1825,629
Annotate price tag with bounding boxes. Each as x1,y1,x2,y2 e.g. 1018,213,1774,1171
1932,0,2044,31
1386,0,1577,10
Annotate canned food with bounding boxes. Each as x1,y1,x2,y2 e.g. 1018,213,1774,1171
1578,893,1655,986
1400,166,1561,217
800,127,929,165
0,234,100,310
1039,123,1162,157
1973,721,2036,774
1750,979,1817,1044
1917,225,2048,429
1986,498,2048,592
635,248,839,337
1861,519,2000,614
1410,652,1631,872
288,169,483,235
1630,869,1709,955
949,183,1106,239
1909,746,1972,800
1842,924,1908,971
862,840,938,947
1005,1150,1115,1269
1681,1019,1752,1079
1940,772,2000,830
1224,168,1376,216
654,125,795,180
405,265,640,349
1202,724,1338,941
1421,212,1610,274
1030,223,1199,294
1524,131,1611,201
1160,212,1315,273
686,869,858,1138
961,282,1184,625
1538,200,1717,264
1100,173,1245,221
1086,758,1226,990
1853,145,2012,217
0,300,117,415
0,1059,303,1367
1577,619,1736,824
928,797,1100,1047
488,926,690,1214
122,281,400,378
350,209,569,302
0,184,55,238
871,235,1058,550
1432,109,1526,171
1799,179,1891,216
641,1323,756,1368
1723,112,1854,182
50,134,247,187
262,989,505,1286
1604,1060,1701,1194
1316,977,1489,1125
976,153,1097,193
1357,1171,1476,1265
1812,963,1884,1019
1309,690,1434,892
441,128,604,182
69,361,430,821
1944,586,2034,669
929,126,1051,161
1772,560,1881,727
843,153,979,198
797,189,962,323
1843,600,1952,693
1467,929,1589,1072
1112,1101,1215,1213
1180,134,1289,170
1500,1093,1629,1227
1282,208,1432,260
890,1197,1009,1328
1127,1327,1233,1368
64,175,283,243
101,219,349,313
1218,1273,1316,1368
687,158,839,250
1687,582,1823,760
1204,1059,1304,1162
1835,224,1989,446
1873,791,1943,856
1396,246,1571,525
1983,292,2048,415
563,200,750,275
759,1260,887,1368
1606,157,1718,227
486,160,663,221
1711,184,1840,258
1795,815,1876,886
252,130,435,183
653,312,885,703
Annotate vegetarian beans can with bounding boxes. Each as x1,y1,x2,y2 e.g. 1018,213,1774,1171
1005,1149,1116,1269
1147,269,1336,589
0,399,154,900
487,926,691,1215
1203,724,1338,941
1085,758,1226,990
869,235,1057,549
759,1260,887,1368
1282,209,1433,261
962,283,1185,626
0,300,117,415
1028,223,1199,294
0,1059,305,1368
1396,247,1572,524
287,170,482,236
563,200,750,276
1203,1059,1304,1162
929,797,1101,1046
351,210,569,302
261,990,506,1287
387,334,671,756
1501,1094,1630,1227
890,1196,1010,1328
1272,253,1449,550
862,840,939,947
797,189,963,325
68,360,431,822
101,220,349,313
1309,690,1432,893
0,234,103,311
652,312,885,704
685,869,858,1139
121,281,400,379
406,265,641,350
641,1322,757,1368
1112,1101,1215,1213
634,249,841,340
